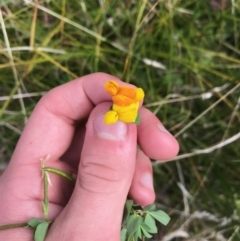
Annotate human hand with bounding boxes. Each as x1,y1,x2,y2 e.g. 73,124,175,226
0,73,179,241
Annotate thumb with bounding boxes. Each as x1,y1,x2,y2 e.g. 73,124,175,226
46,103,137,241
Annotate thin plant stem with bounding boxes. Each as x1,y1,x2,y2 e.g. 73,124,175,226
42,170,49,219
42,167,76,184
0,223,29,230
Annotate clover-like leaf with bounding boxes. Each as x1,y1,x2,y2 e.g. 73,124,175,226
28,218,46,229
140,223,151,232
130,225,144,241
34,222,50,241
141,226,152,238
122,199,133,226
149,210,170,226
136,226,142,240
126,214,142,238
144,213,157,233
121,228,127,241
143,204,156,212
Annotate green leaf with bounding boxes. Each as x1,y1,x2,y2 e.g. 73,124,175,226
144,213,157,233
143,204,156,212
121,228,127,241
122,199,133,226
126,214,142,238
133,113,140,125
131,226,143,241
127,236,135,241
28,218,46,229
34,222,50,241
136,226,142,239
127,220,145,241
150,210,170,226
140,223,151,232
141,226,152,238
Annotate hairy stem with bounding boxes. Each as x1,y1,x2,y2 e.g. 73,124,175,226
42,167,76,184
0,223,29,231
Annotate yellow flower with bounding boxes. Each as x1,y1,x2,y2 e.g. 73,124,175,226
104,102,139,124
105,81,144,106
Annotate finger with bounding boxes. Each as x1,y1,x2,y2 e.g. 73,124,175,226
138,107,179,160
129,149,155,206
60,119,87,170
46,103,137,241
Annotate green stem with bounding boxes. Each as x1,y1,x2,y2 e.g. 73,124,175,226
0,223,29,231
42,170,49,219
43,171,49,209
42,167,76,184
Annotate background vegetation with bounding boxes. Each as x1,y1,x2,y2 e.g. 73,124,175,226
0,0,240,240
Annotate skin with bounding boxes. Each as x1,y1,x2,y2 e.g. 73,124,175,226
0,73,179,241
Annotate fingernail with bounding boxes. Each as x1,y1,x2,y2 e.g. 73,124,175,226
158,124,170,134
93,114,128,140
140,173,154,190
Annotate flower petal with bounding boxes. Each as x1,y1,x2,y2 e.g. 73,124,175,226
104,110,119,124
112,94,134,106
135,88,144,102
105,81,119,96
118,86,136,99
113,102,139,123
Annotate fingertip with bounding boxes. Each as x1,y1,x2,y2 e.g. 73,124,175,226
129,189,156,207
156,125,180,159
129,150,155,206
138,108,179,160
139,125,179,160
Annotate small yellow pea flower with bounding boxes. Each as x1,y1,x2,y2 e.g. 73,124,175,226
104,102,139,124
105,81,144,106
104,80,144,125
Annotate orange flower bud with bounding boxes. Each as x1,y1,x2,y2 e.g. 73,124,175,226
105,81,144,106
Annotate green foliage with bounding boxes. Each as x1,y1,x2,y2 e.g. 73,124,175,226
121,228,128,241
34,222,50,241
144,214,157,233
149,210,170,226
122,200,134,226
28,218,47,229
121,201,170,241
28,219,50,241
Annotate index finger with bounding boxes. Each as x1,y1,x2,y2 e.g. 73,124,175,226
10,73,127,166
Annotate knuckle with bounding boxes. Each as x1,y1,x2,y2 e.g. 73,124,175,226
79,154,126,194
